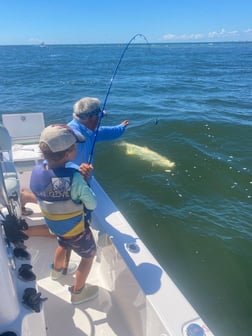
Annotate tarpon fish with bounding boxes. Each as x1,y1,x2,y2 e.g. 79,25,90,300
118,141,175,171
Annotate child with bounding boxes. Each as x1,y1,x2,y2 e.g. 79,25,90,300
30,124,98,304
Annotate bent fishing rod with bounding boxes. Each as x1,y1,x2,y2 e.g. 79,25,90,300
88,33,149,164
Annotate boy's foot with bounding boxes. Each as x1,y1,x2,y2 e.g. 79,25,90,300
50,262,78,280
70,285,99,304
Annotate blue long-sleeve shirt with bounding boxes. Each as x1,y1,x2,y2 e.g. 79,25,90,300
67,119,126,166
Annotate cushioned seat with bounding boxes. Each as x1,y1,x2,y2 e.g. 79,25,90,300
0,125,20,206
3,173,20,199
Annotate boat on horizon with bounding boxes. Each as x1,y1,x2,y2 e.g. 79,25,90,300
0,112,215,335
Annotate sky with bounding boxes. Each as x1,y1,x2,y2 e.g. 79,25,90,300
0,0,252,45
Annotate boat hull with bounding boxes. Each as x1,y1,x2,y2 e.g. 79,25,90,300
0,113,214,335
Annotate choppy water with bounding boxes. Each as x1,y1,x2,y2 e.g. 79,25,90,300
0,42,252,335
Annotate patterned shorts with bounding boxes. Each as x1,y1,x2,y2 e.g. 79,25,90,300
57,227,96,259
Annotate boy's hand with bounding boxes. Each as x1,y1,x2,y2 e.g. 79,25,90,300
79,163,93,181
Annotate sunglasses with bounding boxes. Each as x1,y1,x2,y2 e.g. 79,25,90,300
78,108,105,120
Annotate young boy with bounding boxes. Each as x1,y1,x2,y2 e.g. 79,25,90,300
30,124,98,304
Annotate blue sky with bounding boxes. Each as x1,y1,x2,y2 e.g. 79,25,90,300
1,0,252,45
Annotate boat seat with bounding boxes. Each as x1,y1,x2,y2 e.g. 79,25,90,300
2,113,45,145
2,171,20,199
2,113,45,165
0,125,20,201
0,125,13,160
12,144,43,163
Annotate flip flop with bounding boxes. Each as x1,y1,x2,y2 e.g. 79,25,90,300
18,264,36,282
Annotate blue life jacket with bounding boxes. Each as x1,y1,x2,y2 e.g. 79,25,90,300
30,164,84,237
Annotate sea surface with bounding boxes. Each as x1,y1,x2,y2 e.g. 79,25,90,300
0,41,251,336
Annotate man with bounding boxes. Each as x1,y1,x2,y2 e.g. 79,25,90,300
67,97,129,180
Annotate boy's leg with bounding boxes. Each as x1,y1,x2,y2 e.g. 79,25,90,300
66,227,97,291
73,255,95,292
65,229,98,304
51,244,78,280
53,245,67,270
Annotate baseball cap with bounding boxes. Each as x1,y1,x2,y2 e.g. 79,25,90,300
39,124,85,153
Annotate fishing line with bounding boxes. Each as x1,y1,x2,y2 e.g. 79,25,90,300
88,33,149,164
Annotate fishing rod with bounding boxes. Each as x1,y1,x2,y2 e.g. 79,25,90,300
88,33,149,164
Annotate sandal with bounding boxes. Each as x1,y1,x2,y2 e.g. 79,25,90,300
13,247,31,260
18,264,36,282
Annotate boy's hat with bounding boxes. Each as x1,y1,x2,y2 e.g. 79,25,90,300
40,124,85,152
73,97,101,121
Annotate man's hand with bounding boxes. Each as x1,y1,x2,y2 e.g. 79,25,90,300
122,120,129,127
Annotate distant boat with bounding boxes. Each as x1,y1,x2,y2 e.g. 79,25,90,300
39,42,46,48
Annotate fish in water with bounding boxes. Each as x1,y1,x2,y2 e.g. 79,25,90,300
118,141,175,171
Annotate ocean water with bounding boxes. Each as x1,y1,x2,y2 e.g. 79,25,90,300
0,42,251,335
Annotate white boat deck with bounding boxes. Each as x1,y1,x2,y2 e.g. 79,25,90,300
22,199,145,336
27,234,130,336
22,197,213,336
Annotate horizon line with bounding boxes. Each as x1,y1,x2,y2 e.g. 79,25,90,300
1,40,252,47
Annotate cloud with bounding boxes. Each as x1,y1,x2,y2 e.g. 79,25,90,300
207,28,239,39
162,28,252,42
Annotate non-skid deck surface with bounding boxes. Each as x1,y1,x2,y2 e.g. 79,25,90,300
26,237,130,336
